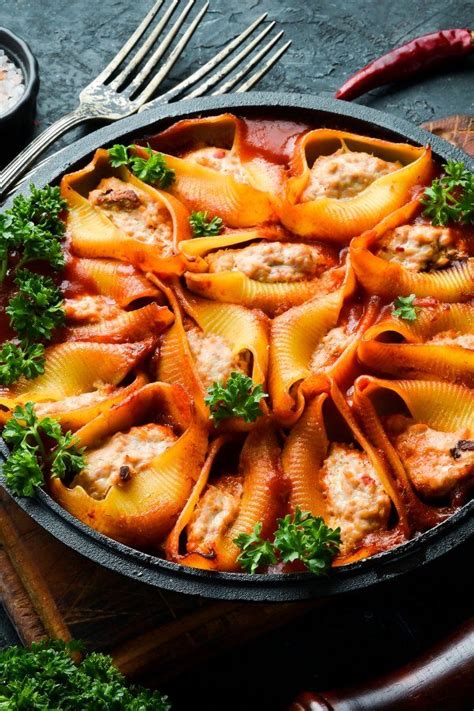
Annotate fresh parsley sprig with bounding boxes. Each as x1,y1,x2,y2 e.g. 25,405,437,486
233,522,277,574
0,270,65,386
273,509,341,574
189,210,224,237
0,639,171,710
6,270,65,343
392,294,419,321
421,161,474,226
0,342,45,387
108,143,175,188
2,403,85,497
234,508,341,575
0,185,67,281
205,372,267,425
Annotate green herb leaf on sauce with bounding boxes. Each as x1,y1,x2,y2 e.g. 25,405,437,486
108,143,175,188
273,508,341,575
205,372,267,425
234,509,341,575
0,185,67,281
234,522,278,574
2,403,85,497
421,161,474,226
0,342,45,386
7,270,65,343
189,210,224,237
108,143,130,167
392,294,419,321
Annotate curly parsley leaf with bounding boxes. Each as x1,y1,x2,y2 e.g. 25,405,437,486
392,294,419,321
0,185,67,280
234,522,278,574
273,508,341,575
6,270,65,343
0,639,171,710
108,143,175,188
50,431,85,480
234,509,341,575
2,403,85,497
2,443,44,497
189,210,224,237
108,143,130,167
205,372,267,425
0,342,45,386
421,161,474,226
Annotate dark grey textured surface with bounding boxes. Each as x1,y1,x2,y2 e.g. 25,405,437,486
0,1,473,704
0,0,473,160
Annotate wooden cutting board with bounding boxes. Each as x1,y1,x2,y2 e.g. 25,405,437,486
0,114,472,683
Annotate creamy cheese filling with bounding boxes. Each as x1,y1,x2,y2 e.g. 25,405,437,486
376,224,461,272
35,384,116,416
186,475,243,555
185,326,247,390
183,147,250,184
89,177,174,254
426,330,474,349
302,149,401,202
321,443,391,556
64,295,122,323
310,326,351,372
206,241,331,283
385,415,474,498
74,423,177,499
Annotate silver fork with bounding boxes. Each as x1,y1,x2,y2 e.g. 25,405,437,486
1,1,290,197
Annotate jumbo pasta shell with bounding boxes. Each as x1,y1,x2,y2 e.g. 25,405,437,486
269,268,365,424
173,423,283,571
185,265,346,317
146,113,278,226
353,376,473,526
65,257,160,307
65,302,174,343
281,379,409,560
278,129,433,241
61,149,191,275
49,382,209,548
358,302,474,385
350,200,474,301
0,340,153,406
28,373,149,432
151,276,269,428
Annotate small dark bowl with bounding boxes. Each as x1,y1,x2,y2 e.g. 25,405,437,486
0,28,39,165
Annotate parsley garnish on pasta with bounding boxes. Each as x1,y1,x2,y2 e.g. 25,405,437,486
421,161,474,226
234,509,341,575
392,294,419,320
189,210,224,237
2,403,85,497
205,372,267,424
108,143,175,188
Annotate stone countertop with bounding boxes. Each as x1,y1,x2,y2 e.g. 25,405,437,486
0,0,473,161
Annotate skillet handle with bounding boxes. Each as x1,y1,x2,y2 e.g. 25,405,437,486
289,618,474,711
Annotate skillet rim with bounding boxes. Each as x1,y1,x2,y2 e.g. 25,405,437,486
1,92,472,602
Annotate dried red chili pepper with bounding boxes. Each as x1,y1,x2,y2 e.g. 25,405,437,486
335,29,474,101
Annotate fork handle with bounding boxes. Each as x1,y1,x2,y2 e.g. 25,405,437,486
0,108,89,198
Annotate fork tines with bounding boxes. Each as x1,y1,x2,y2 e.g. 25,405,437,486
143,11,291,107
92,1,289,106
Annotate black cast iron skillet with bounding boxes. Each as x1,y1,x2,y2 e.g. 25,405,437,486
1,93,472,602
